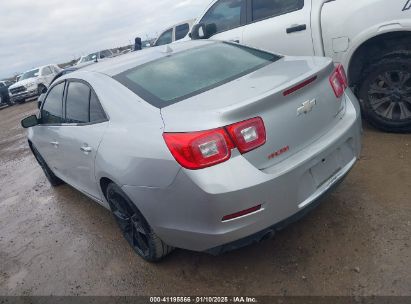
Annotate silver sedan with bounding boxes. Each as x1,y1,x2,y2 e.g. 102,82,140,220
21,40,362,261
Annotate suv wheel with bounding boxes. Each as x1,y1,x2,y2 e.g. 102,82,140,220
359,55,411,133
38,84,47,95
106,183,174,262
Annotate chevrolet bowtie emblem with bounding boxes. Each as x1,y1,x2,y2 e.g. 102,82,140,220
297,99,316,116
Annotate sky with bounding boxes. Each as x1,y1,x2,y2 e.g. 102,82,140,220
0,0,208,79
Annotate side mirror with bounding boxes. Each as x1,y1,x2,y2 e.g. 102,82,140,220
191,23,217,40
21,115,39,128
38,93,46,109
191,23,206,40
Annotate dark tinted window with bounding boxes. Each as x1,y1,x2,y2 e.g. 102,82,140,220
201,0,244,34
175,23,190,40
252,0,304,21
90,91,106,122
0,83,4,88
41,82,65,124
114,42,280,108
65,82,90,124
155,29,173,46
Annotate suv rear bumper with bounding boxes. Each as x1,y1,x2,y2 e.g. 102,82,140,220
122,90,362,252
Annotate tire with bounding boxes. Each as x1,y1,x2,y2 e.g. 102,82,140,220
106,183,173,262
359,55,411,133
38,84,47,95
30,144,64,186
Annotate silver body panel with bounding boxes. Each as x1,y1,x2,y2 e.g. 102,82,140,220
27,41,362,252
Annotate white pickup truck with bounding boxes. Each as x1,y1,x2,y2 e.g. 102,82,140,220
190,0,411,132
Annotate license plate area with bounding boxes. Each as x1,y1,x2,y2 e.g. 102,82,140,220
310,150,341,188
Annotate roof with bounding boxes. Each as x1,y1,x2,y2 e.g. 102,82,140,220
80,40,215,77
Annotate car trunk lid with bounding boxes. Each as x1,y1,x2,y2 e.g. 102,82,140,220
161,56,344,170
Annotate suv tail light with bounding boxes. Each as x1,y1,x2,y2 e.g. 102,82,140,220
163,117,266,170
225,117,266,154
329,64,348,98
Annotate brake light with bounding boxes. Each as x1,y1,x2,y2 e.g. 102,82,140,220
163,129,235,170
283,76,317,96
329,64,348,98
163,117,266,169
225,117,266,154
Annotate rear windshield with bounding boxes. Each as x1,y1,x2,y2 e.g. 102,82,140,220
114,42,280,108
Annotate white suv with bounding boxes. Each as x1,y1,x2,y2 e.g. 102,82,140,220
153,19,195,47
191,0,411,132
8,65,61,104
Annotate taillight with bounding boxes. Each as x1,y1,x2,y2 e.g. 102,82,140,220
225,117,266,154
163,117,266,170
163,129,235,170
329,64,348,98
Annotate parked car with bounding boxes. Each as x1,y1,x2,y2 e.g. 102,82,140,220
191,0,411,132
0,80,13,105
37,62,98,109
153,19,195,46
21,40,362,261
8,65,62,104
76,49,114,65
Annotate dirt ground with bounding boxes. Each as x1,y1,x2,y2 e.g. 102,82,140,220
0,101,410,296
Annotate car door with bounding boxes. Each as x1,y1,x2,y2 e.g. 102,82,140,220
58,80,108,200
199,0,246,43
242,0,314,56
32,81,66,176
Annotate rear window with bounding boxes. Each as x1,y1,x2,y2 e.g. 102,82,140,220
114,42,280,108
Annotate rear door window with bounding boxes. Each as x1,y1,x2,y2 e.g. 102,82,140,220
41,82,65,124
251,0,304,21
200,0,245,34
90,91,107,122
175,23,190,40
65,82,90,124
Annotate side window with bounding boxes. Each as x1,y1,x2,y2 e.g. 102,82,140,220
251,0,304,22
42,66,53,76
90,91,106,122
155,29,173,46
65,82,90,124
41,82,65,124
200,0,244,34
175,23,190,41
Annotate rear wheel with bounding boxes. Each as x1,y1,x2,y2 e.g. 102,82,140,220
359,56,411,132
106,183,173,262
30,144,64,186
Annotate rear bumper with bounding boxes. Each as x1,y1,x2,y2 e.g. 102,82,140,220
122,90,362,252
10,89,38,102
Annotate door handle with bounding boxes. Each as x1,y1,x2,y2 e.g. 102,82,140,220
230,39,240,43
286,24,307,34
50,141,59,147
80,146,92,153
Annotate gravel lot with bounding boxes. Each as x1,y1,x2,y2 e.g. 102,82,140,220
0,101,410,296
